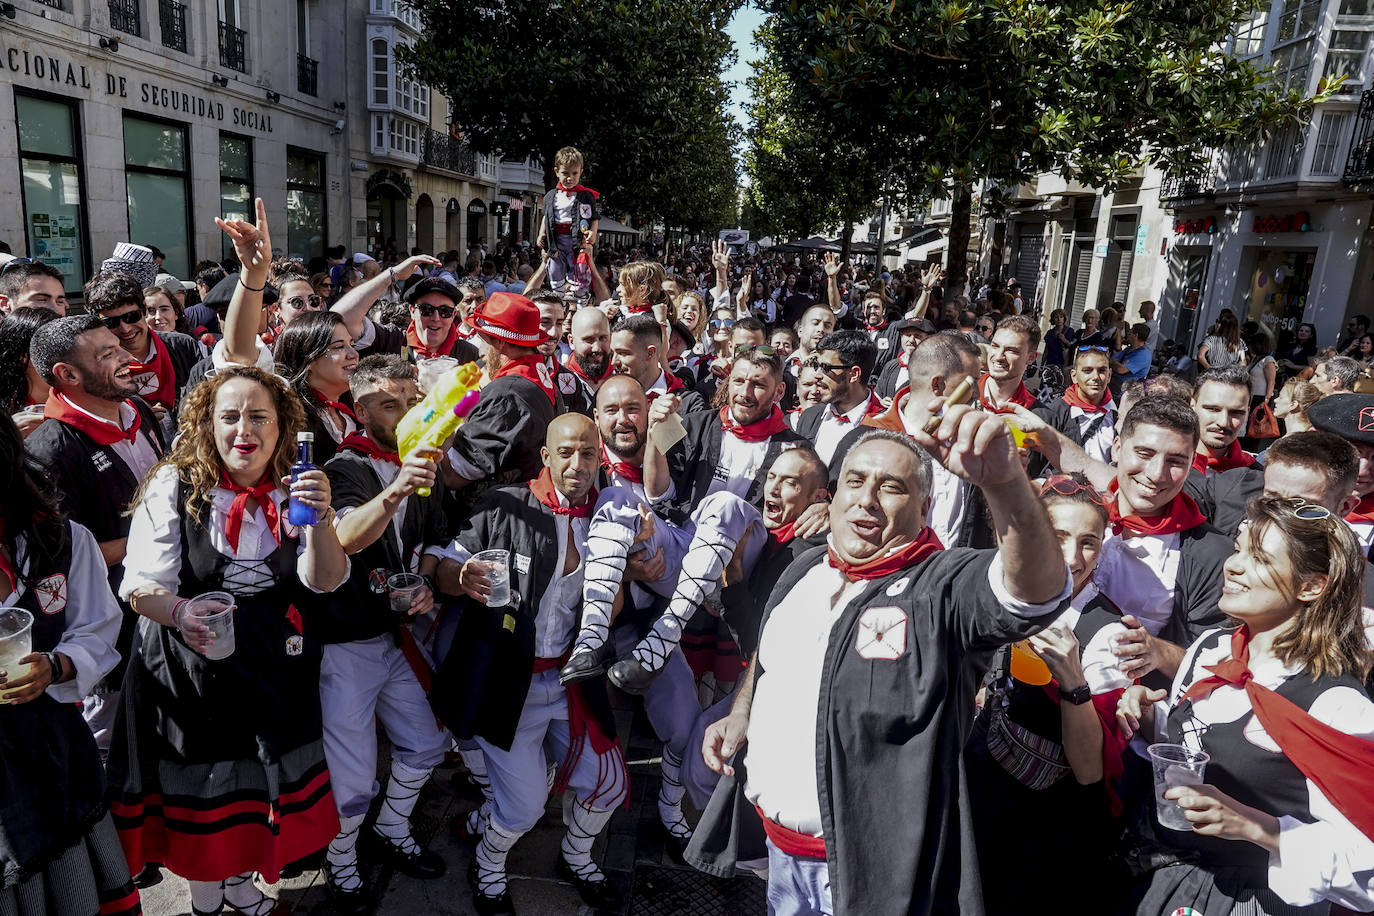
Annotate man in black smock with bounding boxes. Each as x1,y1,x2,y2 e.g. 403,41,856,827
692,415,1072,916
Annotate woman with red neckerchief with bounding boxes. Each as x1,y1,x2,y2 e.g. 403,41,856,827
273,311,359,466
1115,496,1374,916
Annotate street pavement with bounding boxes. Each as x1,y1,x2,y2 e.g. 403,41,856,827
137,700,767,915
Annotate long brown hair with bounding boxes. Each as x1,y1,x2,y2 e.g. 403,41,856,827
619,260,668,310
1241,495,1371,680
131,366,306,527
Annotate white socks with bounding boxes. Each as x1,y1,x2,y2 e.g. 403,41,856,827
223,873,276,916
189,879,224,915
325,812,366,893
573,523,636,656
373,760,431,853
560,798,616,880
474,819,522,898
658,746,691,840
631,532,736,672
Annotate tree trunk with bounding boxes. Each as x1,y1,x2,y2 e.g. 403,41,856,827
840,224,853,265
541,147,557,193
945,184,973,299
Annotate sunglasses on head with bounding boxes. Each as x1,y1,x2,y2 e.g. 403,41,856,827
415,303,455,319
1039,475,1106,505
738,344,777,358
0,257,37,276
1279,496,1333,521
1078,345,1109,353
98,309,144,329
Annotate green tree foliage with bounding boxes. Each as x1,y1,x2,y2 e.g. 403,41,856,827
399,0,742,233
760,0,1324,289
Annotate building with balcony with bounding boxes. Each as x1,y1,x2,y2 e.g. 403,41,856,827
0,0,349,291
1157,0,1374,349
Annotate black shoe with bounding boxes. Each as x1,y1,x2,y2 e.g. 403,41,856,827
466,861,516,916
323,866,376,916
607,657,660,695
279,849,321,880
658,819,690,865
359,828,447,879
558,647,607,686
132,864,163,889
555,856,623,910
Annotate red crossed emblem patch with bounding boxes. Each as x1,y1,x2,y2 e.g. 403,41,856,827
34,574,67,615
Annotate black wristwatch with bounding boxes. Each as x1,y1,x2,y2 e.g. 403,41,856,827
45,651,67,684
1058,683,1092,705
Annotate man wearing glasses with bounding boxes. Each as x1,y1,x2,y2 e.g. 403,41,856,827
793,330,880,465
402,277,479,364
0,258,68,316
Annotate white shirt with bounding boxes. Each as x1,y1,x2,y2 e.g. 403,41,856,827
121,464,346,600
1150,629,1374,911
1347,518,1374,554
1094,528,1182,635
3,523,121,701
1144,317,1161,351
58,395,160,482
897,402,967,545
811,396,874,466
746,551,1070,834
1048,581,1130,694
554,188,576,225
1070,402,1116,465
708,423,770,500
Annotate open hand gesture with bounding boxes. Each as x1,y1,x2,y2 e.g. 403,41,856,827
823,252,843,278
712,239,730,277
394,254,441,284
216,197,271,273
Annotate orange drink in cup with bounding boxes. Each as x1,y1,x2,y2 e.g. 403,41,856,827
1009,640,1052,685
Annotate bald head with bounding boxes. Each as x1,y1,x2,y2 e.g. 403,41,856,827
571,306,612,379
542,413,600,503
596,374,648,459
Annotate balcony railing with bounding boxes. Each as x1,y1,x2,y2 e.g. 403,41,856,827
108,0,140,35
218,20,247,72
1160,163,1218,202
297,53,318,96
36,0,63,8
159,0,187,52
420,129,477,176
1344,90,1374,186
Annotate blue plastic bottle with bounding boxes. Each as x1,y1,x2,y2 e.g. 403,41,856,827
287,431,319,527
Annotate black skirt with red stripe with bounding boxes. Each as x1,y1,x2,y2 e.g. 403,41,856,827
106,508,341,883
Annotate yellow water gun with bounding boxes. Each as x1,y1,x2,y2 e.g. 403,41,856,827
397,362,483,496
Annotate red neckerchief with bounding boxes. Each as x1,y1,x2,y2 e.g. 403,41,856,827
626,303,653,315
529,467,597,518
1183,625,1374,841
765,520,798,557
720,405,787,442
828,392,883,425
1062,385,1113,415
646,372,687,401
455,323,476,340
495,354,556,404
868,320,888,332
826,527,944,581
601,446,643,484
1346,494,1374,525
125,332,177,408
0,518,16,597
565,353,612,384
555,183,600,199
339,432,399,466
978,373,1036,413
406,320,462,361
1191,439,1257,475
1106,480,1207,537
44,392,141,446
311,388,357,421
218,471,281,554
898,348,911,369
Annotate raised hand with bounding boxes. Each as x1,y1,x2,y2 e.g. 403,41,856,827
823,252,842,278
712,239,730,276
395,254,441,283
908,401,1021,488
216,197,272,273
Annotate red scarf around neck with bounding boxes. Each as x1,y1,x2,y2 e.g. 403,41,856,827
1191,439,1257,475
125,332,177,408
601,446,643,484
1183,625,1374,841
44,392,141,446
339,432,399,466
766,520,798,557
218,471,281,554
1106,479,1207,537
1345,494,1374,525
978,373,1036,414
406,321,462,361
495,354,556,404
625,303,653,315
868,320,888,333
311,388,356,421
1062,385,1113,415
826,527,944,581
529,467,597,518
555,183,600,199
720,405,788,442
645,372,687,401
565,354,612,384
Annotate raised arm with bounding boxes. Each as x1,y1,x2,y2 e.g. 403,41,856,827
823,252,842,313
216,197,272,367
711,240,730,301
524,247,551,294
331,254,439,341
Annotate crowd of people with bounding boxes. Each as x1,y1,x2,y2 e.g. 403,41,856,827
1,176,1373,916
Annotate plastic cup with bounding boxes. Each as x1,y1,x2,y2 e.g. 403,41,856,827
471,549,511,607
388,572,426,615
1001,415,1035,450
1009,640,1052,686
0,608,34,704
417,356,459,395
1148,743,1209,831
186,591,236,660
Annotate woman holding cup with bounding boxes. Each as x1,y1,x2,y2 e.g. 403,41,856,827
1115,495,1374,914
112,366,349,916
0,414,136,915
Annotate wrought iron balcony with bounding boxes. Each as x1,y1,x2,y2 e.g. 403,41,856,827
108,0,140,35
218,20,247,73
1160,163,1217,202
159,0,187,52
420,129,477,176
1344,90,1374,186
297,54,318,96
36,0,64,8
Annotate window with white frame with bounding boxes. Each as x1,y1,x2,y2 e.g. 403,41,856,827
1310,109,1353,175
1270,37,1315,91
371,38,388,106
1325,29,1373,85
1234,6,1269,57
1276,0,1321,42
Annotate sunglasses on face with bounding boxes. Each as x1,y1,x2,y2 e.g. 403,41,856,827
99,309,144,329
709,318,735,331
286,295,323,311
977,324,994,332
1078,345,1109,353
415,304,455,319
805,358,849,375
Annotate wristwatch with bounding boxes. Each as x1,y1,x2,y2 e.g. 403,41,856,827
45,651,67,684
1058,683,1092,705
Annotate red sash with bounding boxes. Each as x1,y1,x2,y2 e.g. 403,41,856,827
406,321,462,361
1183,626,1374,841
533,650,626,808
529,467,596,518
218,472,281,554
720,405,787,442
44,393,141,446
1191,439,1257,475
125,333,177,409
1106,480,1207,537
338,432,399,466
755,807,826,859
826,527,943,581
1062,385,1113,415
495,354,556,404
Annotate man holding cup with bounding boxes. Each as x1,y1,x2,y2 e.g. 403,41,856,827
433,413,629,915
320,354,452,912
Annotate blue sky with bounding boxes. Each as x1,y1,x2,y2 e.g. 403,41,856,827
724,4,764,137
